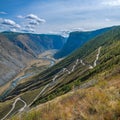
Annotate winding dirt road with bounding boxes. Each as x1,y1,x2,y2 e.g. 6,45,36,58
1,47,102,120
1,97,27,120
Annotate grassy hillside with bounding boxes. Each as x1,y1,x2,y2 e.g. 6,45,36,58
11,74,120,120
0,26,120,120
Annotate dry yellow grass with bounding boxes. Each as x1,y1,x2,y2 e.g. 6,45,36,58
11,75,120,120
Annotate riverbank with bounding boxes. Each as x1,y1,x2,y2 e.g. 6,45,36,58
0,50,59,100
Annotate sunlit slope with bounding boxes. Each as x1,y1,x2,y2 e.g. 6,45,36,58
11,74,120,120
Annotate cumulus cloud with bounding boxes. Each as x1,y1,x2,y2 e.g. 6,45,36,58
25,24,33,28
29,20,39,25
25,14,46,23
15,14,46,33
1,19,21,28
17,14,46,24
0,11,7,14
17,14,46,33
2,19,16,25
102,0,120,6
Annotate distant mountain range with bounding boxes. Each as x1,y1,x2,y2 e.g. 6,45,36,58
0,31,65,85
54,27,112,59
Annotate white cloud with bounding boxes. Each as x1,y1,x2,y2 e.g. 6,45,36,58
17,14,46,24
29,20,39,25
22,28,35,33
58,28,85,37
15,14,46,33
25,24,33,28
14,24,21,28
28,28,35,32
0,11,7,14
17,15,24,18
102,0,120,6
25,14,46,23
1,19,21,28
2,19,16,25
10,28,17,32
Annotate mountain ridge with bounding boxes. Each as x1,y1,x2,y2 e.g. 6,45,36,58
54,26,113,59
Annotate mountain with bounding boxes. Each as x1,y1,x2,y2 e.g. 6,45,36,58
0,33,34,86
0,32,65,86
0,26,120,120
54,27,112,59
2,32,65,56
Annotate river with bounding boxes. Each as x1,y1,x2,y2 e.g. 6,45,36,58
0,57,55,101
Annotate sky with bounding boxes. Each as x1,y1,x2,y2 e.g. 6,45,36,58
0,0,120,36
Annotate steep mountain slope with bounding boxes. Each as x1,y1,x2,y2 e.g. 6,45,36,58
0,26,120,120
2,32,65,56
0,32,65,86
0,34,34,86
54,27,112,59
